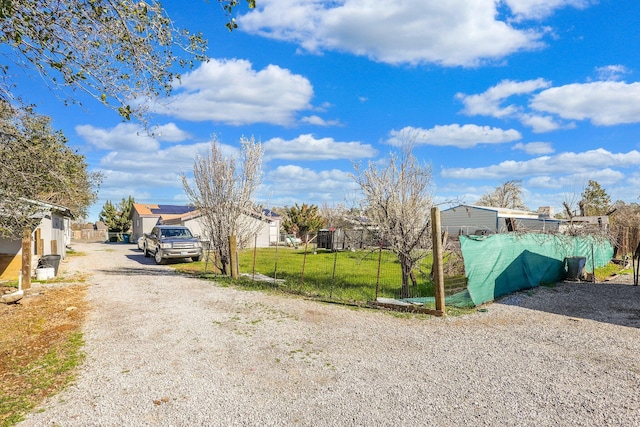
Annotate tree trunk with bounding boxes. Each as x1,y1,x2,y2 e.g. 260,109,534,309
21,227,32,291
399,253,411,298
217,249,228,275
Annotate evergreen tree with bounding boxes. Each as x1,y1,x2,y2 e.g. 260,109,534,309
580,180,611,216
99,196,135,232
280,203,326,241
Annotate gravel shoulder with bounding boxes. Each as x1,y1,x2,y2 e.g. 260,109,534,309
19,242,640,426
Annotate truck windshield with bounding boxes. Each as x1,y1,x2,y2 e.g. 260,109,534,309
161,229,193,238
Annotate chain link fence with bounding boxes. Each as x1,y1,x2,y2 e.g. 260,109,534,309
235,226,467,307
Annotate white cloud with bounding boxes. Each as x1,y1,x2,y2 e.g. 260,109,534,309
526,169,625,189
98,169,183,189
92,140,218,209
513,142,555,155
264,165,357,205
531,81,640,125
459,78,640,130
387,124,521,148
595,65,630,82
238,0,546,66
457,78,551,117
505,0,594,20
442,149,640,180
264,134,376,161
153,59,314,126
626,172,640,187
94,186,153,204
98,142,212,174
152,123,193,142
517,113,565,133
75,123,191,152
300,115,342,126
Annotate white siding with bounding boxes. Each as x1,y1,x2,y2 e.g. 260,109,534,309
441,206,499,236
130,212,160,242
182,214,272,249
182,217,204,238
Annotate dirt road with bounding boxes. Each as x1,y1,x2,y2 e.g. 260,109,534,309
19,241,640,426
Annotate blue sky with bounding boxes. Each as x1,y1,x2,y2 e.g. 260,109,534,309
14,0,640,220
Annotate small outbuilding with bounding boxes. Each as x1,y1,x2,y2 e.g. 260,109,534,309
440,205,563,237
0,200,73,280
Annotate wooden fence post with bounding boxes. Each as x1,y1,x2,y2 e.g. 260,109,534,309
229,235,238,279
21,227,31,291
431,207,445,316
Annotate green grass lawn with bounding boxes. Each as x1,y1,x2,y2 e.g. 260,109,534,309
176,246,467,303
242,247,432,301
594,261,633,281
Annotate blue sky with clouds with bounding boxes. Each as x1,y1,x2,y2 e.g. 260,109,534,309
14,0,640,220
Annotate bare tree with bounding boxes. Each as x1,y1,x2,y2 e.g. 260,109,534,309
319,203,350,229
476,180,528,210
351,137,433,298
182,136,263,275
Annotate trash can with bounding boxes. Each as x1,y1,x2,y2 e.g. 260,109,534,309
123,234,130,244
40,254,62,276
565,256,586,281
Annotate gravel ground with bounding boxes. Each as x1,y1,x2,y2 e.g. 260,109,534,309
19,242,640,426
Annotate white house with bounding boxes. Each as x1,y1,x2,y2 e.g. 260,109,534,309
129,204,196,243
162,209,277,248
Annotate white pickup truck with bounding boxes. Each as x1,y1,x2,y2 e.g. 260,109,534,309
144,225,203,265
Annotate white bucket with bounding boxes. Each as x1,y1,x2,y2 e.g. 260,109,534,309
36,267,55,280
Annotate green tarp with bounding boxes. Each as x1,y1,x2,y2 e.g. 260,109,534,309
460,233,614,306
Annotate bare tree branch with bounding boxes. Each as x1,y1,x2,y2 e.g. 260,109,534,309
351,132,433,298
182,136,263,274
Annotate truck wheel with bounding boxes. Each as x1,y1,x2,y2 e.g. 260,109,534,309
154,249,167,265
144,245,150,258
191,255,202,262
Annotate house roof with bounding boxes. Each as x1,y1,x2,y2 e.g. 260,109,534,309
262,208,280,218
162,208,274,224
443,204,562,221
20,198,74,219
131,204,196,218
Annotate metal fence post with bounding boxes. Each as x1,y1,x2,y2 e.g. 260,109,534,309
375,239,383,300
252,234,257,283
330,249,338,299
299,237,309,291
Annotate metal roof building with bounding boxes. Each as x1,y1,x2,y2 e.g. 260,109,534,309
441,205,564,236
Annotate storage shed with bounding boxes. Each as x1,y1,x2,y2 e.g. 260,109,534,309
0,200,73,280
441,205,563,237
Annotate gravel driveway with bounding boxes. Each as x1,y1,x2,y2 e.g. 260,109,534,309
19,242,640,426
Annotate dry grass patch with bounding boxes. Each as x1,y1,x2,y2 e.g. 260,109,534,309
0,284,88,426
